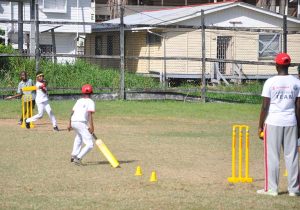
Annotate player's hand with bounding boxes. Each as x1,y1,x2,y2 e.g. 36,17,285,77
88,126,94,134
67,125,72,131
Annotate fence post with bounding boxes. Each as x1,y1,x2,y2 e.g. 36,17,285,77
35,1,40,73
283,14,287,53
119,5,125,100
18,1,23,54
201,10,206,103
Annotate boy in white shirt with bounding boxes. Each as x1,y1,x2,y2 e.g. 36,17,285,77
67,84,95,165
257,53,300,196
25,71,59,131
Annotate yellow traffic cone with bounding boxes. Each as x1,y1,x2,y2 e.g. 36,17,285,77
150,171,157,182
135,166,142,176
283,169,288,177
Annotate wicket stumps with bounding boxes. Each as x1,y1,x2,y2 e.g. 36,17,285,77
21,94,34,128
228,124,253,183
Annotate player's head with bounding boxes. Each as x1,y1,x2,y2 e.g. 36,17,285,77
81,84,93,95
275,53,291,73
20,71,27,81
36,71,44,82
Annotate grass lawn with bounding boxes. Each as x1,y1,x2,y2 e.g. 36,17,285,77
0,100,299,210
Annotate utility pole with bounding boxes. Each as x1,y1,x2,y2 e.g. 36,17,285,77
18,1,23,54
201,10,206,103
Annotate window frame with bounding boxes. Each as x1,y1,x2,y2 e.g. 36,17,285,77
41,0,68,13
258,33,281,60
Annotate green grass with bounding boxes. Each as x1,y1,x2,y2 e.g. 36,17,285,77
0,100,298,210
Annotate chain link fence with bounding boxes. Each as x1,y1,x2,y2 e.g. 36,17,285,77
1,4,300,103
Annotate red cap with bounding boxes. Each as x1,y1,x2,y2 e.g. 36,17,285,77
81,84,93,94
275,53,291,65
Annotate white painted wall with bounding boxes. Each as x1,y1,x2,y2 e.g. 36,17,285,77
0,0,92,33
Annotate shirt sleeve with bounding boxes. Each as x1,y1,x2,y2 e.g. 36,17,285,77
261,79,271,98
88,100,95,112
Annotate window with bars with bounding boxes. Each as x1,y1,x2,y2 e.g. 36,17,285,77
258,33,281,59
95,36,103,55
107,35,114,55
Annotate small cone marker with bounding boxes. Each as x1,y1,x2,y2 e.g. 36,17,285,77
135,166,142,176
283,169,288,177
150,171,157,182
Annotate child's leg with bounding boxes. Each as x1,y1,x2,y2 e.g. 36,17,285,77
76,125,94,160
44,102,57,127
71,134,83,157
26,102,44,123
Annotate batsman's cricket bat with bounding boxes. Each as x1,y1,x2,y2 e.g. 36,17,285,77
22,86,37,92
93,133,120,168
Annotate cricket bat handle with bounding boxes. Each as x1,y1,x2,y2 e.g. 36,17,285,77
93,134,120,168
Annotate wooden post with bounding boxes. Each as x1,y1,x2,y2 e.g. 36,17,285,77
35,1,40,72
120,5,125,100
51,29,57,64
201,10,206,103
163,36,166,89
283,14,287,53
18,1,23,54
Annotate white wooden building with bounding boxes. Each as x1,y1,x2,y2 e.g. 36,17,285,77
88,1,300,81
0,0,93,63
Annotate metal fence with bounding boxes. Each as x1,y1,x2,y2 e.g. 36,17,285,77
1,5,300,102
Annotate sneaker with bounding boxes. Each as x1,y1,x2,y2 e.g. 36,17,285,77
257,189,278,196
25,119,30,129
73,157,82,166
18,120,22,125
289,191,300,196
70,156,76,162
53,126,59,131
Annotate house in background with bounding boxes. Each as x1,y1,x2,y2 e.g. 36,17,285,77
93,0,299,21
86,1,300,83
0,0,93,63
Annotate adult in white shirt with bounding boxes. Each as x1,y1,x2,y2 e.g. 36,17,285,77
68,84,95,165
257,53,300,197
25,71,59,131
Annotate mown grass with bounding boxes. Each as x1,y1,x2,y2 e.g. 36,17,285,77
1,100,298,210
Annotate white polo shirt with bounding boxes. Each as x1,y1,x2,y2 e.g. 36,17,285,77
71,98,95,122
262,75,300,126
35,81,49,103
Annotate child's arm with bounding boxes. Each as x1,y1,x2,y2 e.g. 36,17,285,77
67,111,74,131
88,112,94,134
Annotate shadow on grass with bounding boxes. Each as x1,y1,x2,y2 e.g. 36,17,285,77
84,160,137,166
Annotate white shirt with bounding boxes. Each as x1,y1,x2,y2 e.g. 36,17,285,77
262,75,300,126
71,98,95,122
35,81,48,103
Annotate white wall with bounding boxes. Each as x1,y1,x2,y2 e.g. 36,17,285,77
0,0,92,33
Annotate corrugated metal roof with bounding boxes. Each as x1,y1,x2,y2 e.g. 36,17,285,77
92,1,300,31
103,1,234,25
